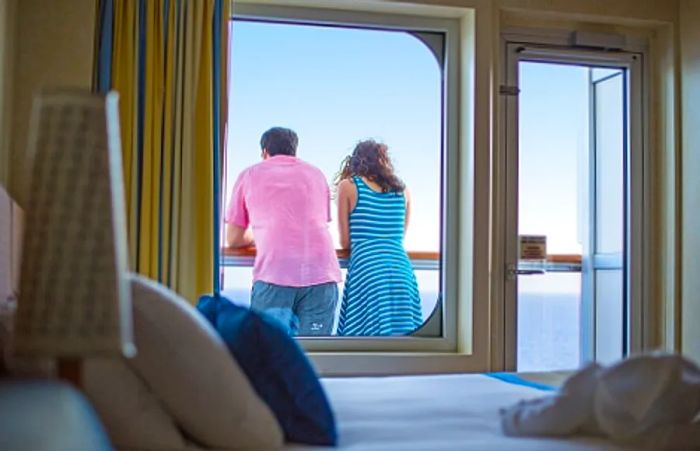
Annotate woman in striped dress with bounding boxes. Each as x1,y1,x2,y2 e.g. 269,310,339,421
334,140,423,336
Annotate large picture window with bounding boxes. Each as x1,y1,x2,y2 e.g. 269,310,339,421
221,17,445,338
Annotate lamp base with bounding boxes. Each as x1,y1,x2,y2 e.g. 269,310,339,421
57,358,82,388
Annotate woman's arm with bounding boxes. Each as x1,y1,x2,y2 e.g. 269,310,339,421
337,179,354,250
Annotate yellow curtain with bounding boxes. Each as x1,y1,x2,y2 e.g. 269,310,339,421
99,0,230,302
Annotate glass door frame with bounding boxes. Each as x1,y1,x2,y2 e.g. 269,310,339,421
500,42,646,371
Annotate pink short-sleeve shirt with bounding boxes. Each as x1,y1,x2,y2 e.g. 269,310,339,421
225,155,342,287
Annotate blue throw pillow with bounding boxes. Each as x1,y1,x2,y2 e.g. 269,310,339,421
197,295,337,446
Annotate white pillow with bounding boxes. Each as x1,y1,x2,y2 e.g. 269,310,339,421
83,357,185,450
127,274,283,450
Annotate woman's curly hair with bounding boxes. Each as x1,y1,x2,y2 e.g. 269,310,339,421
334,140,405,193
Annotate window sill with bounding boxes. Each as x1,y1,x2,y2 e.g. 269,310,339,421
309,352,485,377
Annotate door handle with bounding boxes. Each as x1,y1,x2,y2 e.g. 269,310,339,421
506,263,545,280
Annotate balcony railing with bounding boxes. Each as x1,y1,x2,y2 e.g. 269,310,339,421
221,247,582,273
518,254,582,273
221,247,441,270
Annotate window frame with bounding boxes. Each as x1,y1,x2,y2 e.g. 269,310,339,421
225,2,481,369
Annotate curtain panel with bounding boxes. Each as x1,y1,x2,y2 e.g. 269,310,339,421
95,0,229,302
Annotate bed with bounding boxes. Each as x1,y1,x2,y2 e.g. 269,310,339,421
286,373,635,451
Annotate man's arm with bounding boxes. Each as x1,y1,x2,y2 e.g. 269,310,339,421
224,171,253,248
225,223,254,248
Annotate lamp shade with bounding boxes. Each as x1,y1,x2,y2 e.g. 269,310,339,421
14,89,134,358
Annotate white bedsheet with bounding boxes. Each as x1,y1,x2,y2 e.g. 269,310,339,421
287,373,635,451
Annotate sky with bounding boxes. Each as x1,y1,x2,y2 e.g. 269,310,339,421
226,20,442,251
518,61,589,256
518,62,623,256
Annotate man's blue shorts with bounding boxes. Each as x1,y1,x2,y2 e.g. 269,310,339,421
250,281,338,336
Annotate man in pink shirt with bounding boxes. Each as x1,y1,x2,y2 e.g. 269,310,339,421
225,127,342,336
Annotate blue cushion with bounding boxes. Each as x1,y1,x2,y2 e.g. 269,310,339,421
197,295,337,446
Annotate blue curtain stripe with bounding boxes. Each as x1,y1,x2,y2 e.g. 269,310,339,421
212,0,223,296
96,0,114,93
166,0,184,287
134,0,147,272
156,0,172,284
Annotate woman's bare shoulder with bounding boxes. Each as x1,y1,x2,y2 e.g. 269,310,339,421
338,178,355,191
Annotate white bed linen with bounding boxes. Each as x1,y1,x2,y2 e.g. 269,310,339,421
286,373,636,451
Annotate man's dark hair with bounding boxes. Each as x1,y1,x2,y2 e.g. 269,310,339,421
260,127,298,156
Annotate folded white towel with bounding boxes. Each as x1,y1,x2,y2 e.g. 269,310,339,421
500,353,700,449
595,354,700,441
500,362,601,436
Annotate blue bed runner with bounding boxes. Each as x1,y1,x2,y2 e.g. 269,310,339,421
485,372,557,392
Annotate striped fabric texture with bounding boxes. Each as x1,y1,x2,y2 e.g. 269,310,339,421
337,176,423,336
95,0,230,302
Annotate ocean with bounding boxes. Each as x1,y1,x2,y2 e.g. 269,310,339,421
222,267,579,372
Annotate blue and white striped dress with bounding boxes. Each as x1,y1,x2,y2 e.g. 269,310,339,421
337,176,423,336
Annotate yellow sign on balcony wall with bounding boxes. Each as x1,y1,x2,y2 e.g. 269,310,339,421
519,235,547,260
